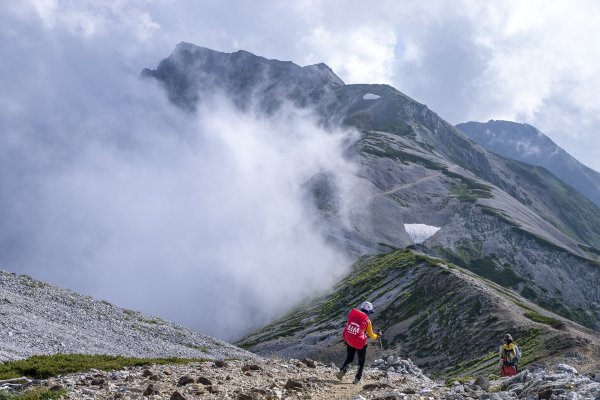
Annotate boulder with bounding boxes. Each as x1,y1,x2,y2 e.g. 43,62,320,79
284,379,303,390
538,388,554,399
90,378,105,386
474,375,490,391
177,375,195,386
143,384,160,396
170,391,192,400
207,385,220,394
214,360,228,368
196,376,212,386
301,358,317,368
241,364,262,372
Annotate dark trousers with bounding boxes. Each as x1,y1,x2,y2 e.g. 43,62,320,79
341,343,367,380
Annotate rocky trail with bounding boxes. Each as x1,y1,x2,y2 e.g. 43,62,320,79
4,355,600,400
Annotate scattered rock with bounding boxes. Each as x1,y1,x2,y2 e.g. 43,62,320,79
301,358,317,368
143,384,160,396
284,379,303,390
142,369,153,377
170,391,192,400
556,364,578,374
242,364,262,372
474,375,490,391
206,385,220,394
538,388,554,399
90,377,105,386
196,376,212,385
363,382,394,390
177,375,195,386
214,360,228,368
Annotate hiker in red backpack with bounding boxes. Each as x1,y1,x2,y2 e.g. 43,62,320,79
336,301,381,384
499,333,521,377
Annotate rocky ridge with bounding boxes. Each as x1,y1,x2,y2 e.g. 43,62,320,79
4,356,600,399
0,270,254,362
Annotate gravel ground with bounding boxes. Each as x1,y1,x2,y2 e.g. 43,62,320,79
0,270,255,362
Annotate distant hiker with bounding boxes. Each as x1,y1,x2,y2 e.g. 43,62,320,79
336,301,381,384
499,333,521,377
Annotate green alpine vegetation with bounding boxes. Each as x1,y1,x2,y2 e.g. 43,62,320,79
0,389,67,400
0,354,208,380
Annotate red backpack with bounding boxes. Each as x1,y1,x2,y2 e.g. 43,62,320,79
343,309,370,349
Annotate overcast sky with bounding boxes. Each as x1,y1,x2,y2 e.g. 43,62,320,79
2,0,600,338
6,0,597,170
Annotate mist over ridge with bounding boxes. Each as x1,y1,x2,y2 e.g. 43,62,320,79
0,16,362,339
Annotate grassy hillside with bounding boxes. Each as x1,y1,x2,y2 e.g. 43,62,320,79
238,250,600,377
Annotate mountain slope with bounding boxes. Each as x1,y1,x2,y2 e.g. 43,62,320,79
0,269,254,362
143,43,600,330
456,120,600,208
237,249,600,376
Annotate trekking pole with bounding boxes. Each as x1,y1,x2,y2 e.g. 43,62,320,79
378,330,384,351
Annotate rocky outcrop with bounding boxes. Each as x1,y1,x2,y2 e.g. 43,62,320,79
0,270,254,362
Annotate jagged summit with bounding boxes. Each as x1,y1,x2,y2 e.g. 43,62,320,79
142,42,344,112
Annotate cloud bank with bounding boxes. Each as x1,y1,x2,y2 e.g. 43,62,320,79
0,2,358,339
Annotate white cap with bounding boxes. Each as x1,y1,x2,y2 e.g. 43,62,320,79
360,301,373,313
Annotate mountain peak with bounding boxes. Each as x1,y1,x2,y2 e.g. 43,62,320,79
457,120,600,207
143,42,344,112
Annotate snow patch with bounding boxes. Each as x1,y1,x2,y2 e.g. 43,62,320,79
363,93,380,100
404,224,441,244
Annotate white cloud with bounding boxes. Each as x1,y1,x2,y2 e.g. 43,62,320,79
450,0,600,169
0,1,360,340
298,25,397,84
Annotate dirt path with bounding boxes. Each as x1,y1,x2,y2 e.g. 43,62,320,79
353,172,443,207
317,379,367,400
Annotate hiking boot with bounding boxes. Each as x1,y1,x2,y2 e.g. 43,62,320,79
353,377,361,384
336,369,346,381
